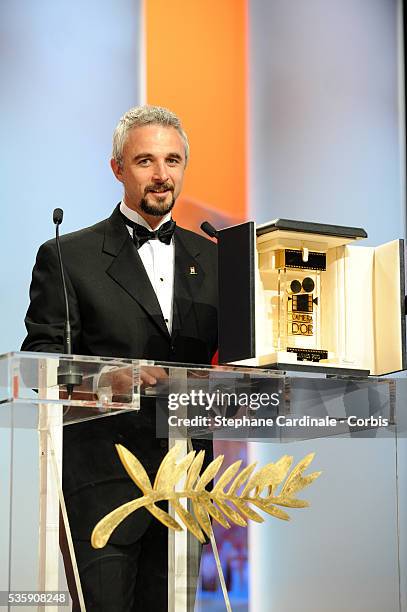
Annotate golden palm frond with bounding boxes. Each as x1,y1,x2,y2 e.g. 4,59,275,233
91,443,321,548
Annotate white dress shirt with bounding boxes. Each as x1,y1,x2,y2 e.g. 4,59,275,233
120,201,175,333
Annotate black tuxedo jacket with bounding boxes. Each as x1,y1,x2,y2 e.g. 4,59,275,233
22,205,218,543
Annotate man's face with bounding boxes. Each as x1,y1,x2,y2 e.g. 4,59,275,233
111,124,186,221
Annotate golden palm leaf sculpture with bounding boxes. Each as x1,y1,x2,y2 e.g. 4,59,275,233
91,442,321,548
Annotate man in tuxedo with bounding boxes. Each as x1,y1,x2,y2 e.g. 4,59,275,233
22,105,218,611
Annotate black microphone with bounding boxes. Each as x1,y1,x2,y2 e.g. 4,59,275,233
200,221,218,240
53,208,83,398
53,207,63,226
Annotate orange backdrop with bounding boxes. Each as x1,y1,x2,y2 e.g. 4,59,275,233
145,0,248,227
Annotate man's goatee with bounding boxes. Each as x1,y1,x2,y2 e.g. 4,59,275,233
140,196,176,216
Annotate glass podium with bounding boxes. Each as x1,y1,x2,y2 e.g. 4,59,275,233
1,352,406,611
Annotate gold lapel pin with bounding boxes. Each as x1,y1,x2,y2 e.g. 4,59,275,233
189,266,197,275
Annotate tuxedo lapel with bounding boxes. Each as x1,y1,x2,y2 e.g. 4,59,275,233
103,206,170,339
172,228,205,338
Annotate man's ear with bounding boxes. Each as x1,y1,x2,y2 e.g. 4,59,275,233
111,158,123,182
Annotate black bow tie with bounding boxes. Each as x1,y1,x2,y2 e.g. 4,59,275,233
120,213,176,249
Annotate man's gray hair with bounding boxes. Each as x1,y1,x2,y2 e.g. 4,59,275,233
112,105,189,167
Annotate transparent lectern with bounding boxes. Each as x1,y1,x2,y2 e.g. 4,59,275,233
0,352,139,611
1,352,406,612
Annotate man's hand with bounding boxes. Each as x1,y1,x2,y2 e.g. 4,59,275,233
97,365,169,402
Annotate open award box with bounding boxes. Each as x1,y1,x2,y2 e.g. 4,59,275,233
218,219,406,376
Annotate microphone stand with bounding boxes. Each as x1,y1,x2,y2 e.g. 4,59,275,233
53,208,83,399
